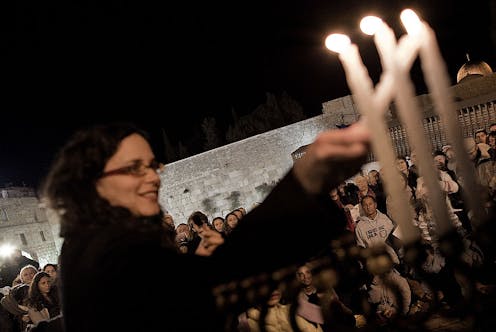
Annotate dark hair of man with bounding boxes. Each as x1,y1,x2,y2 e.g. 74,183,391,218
360,195,376,205
396,155,408,164
475,128,487,135
188,211,208,227
433,150,446,158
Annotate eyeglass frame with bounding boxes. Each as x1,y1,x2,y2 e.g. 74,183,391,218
99,160,165,178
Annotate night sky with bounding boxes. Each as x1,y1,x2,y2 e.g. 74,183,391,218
1,0,494,188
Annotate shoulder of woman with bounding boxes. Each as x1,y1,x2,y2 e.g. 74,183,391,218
246,307,261,320
62,224,170,271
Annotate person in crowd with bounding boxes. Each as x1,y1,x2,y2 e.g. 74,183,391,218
433,150,471,232
162,213,175,228
413,178,479,311
237,207,247,216
368,169,387,214
441,145,457,174
223,211,241,236
41,264,58,291
355,195,400,265
336,181,360,207
211,216,226,236
367,169,380,187
336,181,361,222
354,174,376,202
475,128,488,144
488,131,496,160
22,271,60,328
39,121,370,331
238,288,323,332
385,172,417,252
329,188,356,233
295,263,357,330
0,250,39,288
409,151,419,179
232,208,245,220
464,137,496,208
367,267,412,325
174,223,192,254
0,264,39,332
396,156,417,196
489,123,496,134
185,210,207,252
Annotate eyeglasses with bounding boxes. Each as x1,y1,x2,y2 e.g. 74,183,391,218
99,160,165,178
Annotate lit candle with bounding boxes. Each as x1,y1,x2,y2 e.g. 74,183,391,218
362,13,453,236
325,33,419,244
401,9,484,228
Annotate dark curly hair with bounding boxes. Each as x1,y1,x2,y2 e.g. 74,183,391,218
40,122,169,243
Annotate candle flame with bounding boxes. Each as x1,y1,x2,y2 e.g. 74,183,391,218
400,9,422,36
360,16,383,36
325,34,351,54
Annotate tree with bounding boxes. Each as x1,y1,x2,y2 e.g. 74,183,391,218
278,91,306,123
161,128,177,163
230,107,239,123
201,117,223,151
225,91,307,143
177,141,190,159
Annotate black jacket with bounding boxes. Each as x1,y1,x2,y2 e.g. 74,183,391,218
59,172,346,332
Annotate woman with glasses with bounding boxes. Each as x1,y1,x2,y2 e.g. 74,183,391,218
40,121,370,331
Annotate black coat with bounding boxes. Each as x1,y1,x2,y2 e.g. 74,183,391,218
59,172,346,331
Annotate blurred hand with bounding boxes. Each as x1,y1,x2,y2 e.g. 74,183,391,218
383,307,395,318
293,121,370,194
354,314,367,328
344,204,355,211
195,224,224,256
175,232,188,244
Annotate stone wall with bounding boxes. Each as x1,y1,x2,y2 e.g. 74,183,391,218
0,193,59,266
159,113,342,224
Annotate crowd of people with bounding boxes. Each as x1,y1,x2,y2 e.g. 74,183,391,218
0,252,60,332
1,121,495,331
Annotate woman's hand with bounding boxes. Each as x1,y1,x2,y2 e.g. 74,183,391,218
293,121,370,194
195,224,225,256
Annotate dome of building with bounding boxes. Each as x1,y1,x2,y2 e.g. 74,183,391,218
456,57,493,83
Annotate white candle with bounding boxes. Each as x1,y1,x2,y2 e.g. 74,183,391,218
402,10,484,228
355,13,452,237
392,55,453,237
326,33,419,244
364,13,453,237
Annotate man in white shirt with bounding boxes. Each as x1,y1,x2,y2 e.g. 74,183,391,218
355,195,399,264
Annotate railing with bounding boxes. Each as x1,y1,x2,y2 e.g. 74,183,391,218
387,92,496,157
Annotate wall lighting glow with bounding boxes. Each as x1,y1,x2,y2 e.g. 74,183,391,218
0,244,16,258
